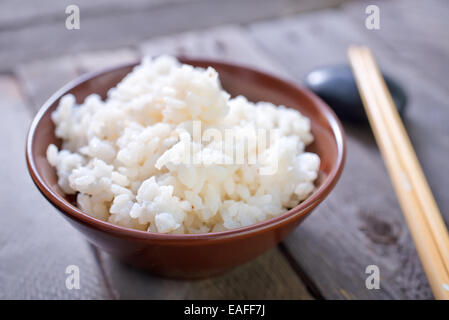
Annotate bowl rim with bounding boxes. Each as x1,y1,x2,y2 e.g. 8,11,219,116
26,57,346,242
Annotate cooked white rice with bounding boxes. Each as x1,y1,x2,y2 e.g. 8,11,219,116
47,56,320,234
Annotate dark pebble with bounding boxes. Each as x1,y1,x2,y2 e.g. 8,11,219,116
305,64,407,123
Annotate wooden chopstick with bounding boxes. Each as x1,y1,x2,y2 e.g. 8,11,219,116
348,46,449,300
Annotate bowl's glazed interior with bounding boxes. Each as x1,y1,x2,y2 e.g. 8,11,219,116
27,58,345,277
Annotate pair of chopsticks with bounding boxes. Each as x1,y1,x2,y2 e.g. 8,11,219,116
348,46,449,300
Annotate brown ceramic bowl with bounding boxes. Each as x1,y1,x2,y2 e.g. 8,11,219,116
26,58,345,278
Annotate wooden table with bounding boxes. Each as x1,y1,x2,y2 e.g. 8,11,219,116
1,0,448,299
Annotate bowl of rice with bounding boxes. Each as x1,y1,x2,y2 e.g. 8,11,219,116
26,56,345,278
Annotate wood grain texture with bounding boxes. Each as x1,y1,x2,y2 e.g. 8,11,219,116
0,0,187,28
15,48,140,113
15,56,79,114
76,48,140,74
0,75,110,299
0,0,346,71
344,0,449,92
247,3,449,299
99,248,312,299
140,25,288,78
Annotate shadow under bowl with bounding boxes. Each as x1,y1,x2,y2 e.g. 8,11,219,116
26,58,346,278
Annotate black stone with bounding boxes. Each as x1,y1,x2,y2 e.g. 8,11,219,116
305,64,407,123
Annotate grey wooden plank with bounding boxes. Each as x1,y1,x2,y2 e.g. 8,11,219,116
344,0,449,91
15,47,140,114
248,5,449,299
341,0,449,214
99,248,312,299
15,55,79,114
0,0,188,28
140,25,289,79
0,0,346,71
76,47,140,74
0,75,110,299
